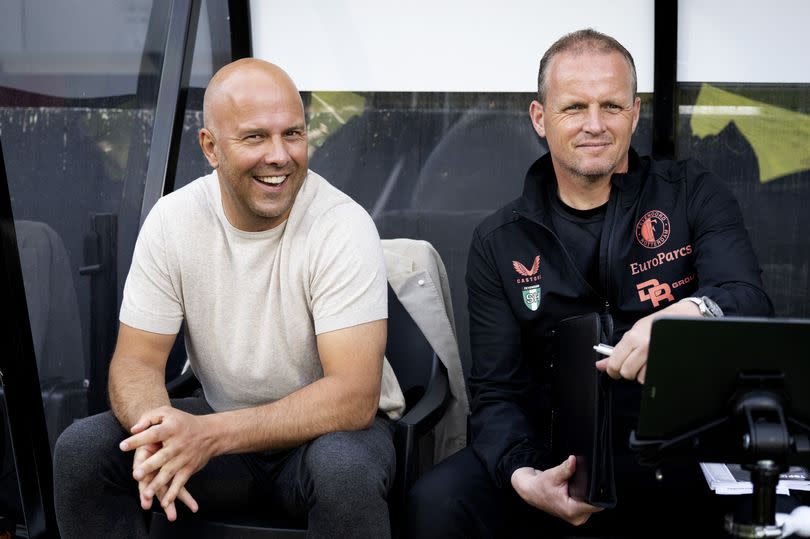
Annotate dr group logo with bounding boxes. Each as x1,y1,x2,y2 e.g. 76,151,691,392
636,274,696,308
635,210,671,249
636,279,675,308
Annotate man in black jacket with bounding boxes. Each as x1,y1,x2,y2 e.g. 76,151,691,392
404,29,771,537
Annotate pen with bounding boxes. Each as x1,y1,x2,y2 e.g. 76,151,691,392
593,343,614,356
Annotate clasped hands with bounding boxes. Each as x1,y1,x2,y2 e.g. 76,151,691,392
119,406,213,521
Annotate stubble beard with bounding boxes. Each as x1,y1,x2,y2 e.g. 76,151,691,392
566,160,617,185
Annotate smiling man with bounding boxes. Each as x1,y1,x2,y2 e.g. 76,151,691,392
53,59,404,539
405,29,771,537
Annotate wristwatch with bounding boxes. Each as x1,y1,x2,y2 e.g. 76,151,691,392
680,296,724,318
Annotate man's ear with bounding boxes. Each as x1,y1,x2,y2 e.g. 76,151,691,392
199,128,219,168
631,95,641,134
529,100,546,138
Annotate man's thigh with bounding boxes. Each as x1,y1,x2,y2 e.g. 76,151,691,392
403,446,564,538
265,416,396,518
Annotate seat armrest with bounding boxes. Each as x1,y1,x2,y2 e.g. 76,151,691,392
396,353,450,437
391,354,451,512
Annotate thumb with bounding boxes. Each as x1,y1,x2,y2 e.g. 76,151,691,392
547,455,576,485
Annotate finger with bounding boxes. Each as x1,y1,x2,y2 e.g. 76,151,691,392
619,347,645,381
130,410,166,434
139,477,156,509
608,331,640,379
133,443,161,463
151,484,180,521
162,496,178,522
176,487,199,513
120,425,163,452
133,445,161,477
562,499,604,527
146,461,179,497
141,482,156,502
604,346,627,380
134,447,174,480
547,455,576,485
594,358,608,371
140,490,153,510
161,469,192,509
567,499,604,514
638,364,648,385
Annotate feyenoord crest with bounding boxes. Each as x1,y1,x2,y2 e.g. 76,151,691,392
522,285,541,311
635,210,671,249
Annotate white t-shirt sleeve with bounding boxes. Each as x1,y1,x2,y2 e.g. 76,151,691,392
119,202,184,335
308,203,388,335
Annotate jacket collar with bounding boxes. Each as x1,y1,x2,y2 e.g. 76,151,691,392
516,147,648,219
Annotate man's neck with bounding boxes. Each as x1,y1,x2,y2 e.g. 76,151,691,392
553,171,612,210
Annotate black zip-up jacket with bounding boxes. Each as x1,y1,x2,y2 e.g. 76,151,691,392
466,149,772,488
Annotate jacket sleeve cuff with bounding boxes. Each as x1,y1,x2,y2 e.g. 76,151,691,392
497,439,549,488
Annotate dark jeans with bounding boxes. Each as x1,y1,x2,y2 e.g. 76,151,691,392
53,397,396,539
404,447,739,538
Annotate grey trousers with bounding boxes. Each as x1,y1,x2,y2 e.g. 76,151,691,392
53,397,396,539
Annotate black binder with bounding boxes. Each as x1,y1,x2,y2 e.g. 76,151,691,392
552,312,617,508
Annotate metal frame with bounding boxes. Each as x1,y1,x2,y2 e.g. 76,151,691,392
79,214,119,415
137,0,252,226
0,139,57,537
652,0,678,159
139,0,203,228
228,0,253,60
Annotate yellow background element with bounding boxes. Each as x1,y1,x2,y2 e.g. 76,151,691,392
306,92,365,157
690,84,810,183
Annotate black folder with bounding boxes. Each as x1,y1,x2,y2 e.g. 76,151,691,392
552,312,617,508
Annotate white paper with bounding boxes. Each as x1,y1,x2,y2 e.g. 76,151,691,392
700,462,810,496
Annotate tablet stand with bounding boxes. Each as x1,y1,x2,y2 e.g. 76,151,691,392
631,372,810,538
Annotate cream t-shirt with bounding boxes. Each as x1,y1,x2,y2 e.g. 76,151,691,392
120,170,405,418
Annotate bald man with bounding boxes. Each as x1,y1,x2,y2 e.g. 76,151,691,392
54,59,404,539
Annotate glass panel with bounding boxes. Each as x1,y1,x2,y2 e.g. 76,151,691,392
677,83,810,318
305,91,654,375
0,0,165,529
0,0,156,98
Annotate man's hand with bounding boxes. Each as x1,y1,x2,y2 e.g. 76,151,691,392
132,443,198,521
120,406,214,518
595,300,701,384
511,456,603,526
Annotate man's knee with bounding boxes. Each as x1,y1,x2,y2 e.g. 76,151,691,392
403,448,498,538
303,424,395,502
406,454,471,514
54,412,130,484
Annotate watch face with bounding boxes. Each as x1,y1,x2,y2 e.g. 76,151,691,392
701,296,723,318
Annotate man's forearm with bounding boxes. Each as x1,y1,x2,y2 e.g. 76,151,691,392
109,356,171,430
202,373,380,456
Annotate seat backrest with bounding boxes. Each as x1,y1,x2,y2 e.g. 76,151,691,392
384,284,435,410
409,109,546,212
15,220,84,383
